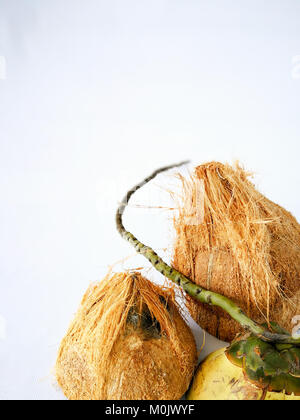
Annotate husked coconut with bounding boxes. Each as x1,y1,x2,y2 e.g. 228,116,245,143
56,272,197,400
173,162,300,342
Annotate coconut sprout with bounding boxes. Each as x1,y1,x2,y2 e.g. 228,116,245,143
116,162,300,345
173,162,300,342
56,271,197,400
116,162,300,396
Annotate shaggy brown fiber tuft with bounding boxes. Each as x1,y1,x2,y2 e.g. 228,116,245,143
56,272,197,400
173,162,300,342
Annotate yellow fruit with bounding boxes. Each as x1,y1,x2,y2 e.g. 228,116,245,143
187,348,300,401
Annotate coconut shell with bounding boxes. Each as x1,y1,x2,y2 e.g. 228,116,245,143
173,162,300,342
56,272,197,400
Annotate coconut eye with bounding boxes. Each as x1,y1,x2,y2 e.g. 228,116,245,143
126,305,162,338
140,306,161,338
126,306,140,328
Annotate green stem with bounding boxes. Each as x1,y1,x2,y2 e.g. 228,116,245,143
116,162,300,346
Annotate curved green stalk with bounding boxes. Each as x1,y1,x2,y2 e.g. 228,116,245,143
116,162,300,346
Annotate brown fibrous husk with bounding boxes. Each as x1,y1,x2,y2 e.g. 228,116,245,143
173,162,300,342
56,272,197,400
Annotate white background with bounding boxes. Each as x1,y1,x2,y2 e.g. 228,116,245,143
0,0,300,400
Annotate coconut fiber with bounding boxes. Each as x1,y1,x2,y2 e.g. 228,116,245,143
173,162,300,342
56,272,197,400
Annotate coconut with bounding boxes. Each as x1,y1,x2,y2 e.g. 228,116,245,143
56,272,197,400
187,348,300,401
173,162,300,342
